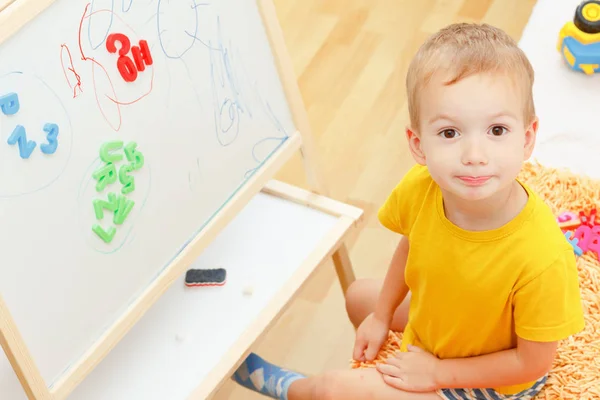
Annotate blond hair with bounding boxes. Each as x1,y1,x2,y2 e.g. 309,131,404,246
406,23,535,129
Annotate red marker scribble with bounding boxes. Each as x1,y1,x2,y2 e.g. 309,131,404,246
78,3,122,131
60,44,83,98
75,3,155,131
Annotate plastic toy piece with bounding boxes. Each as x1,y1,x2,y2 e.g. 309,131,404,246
118,164,135,194
113,195,135,225
582,208,597,227
99,141,124,163
131,40,153,71
7,125,36,159
92,224,116,243
573,224,593,252
575,1,600,34
117,56,137,82
557,1,600,74
40,123,59,155
106,33,131,56
588,232,600,258
0,92,20,115
578,209,597,227
564,231,584,256
184,268,226,287
124,141,144,170
558,214,582,230
92,162,117,192
106,33,138,82
92,192,118,220
557,211,578,222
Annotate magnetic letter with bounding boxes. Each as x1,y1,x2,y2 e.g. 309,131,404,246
119,164,135,194
117,56,137,82
0,92,19,115
131,40,153,72
92,162,118,192
7,125,36,159
40,123,59,155
100,141,124,163
106,33,131,56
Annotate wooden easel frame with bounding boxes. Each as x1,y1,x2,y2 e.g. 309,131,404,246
0,0,358,399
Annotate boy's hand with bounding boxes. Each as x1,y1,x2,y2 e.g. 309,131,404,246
352,313,390,362
376,345,441,392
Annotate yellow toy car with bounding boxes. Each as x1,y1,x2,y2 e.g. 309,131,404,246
558,0,600,74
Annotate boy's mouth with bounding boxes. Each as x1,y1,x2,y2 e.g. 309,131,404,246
457,176,492,186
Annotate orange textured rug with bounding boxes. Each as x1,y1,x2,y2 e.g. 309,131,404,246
351,162,600,399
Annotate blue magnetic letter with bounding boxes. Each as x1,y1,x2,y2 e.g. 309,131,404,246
41,123,59,155
7,125,36,159
0,93,20,115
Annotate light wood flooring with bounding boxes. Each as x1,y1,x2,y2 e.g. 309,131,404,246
214,0,537,398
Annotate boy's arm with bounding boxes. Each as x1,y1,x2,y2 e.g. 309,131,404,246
373,236,410,325
436,336,558,389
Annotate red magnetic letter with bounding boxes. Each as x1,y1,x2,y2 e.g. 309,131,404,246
117,56,137,82
106,33,131,56
131,40,153,72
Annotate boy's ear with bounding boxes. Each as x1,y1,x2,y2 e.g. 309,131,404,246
523,117,539,160
406,126,426,165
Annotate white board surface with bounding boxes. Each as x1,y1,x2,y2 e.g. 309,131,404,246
519,0,600,179
1,191,339,399
0,0,295,387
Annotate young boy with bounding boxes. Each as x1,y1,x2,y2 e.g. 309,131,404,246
230,22,585,400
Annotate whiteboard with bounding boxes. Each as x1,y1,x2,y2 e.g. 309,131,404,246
1,191,342,400
0,0,296,388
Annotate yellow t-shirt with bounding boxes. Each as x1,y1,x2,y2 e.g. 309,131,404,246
378,164,585,395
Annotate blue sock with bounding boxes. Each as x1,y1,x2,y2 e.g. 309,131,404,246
232,352,305,400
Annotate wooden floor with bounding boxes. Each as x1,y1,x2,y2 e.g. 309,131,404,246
213,0,537,398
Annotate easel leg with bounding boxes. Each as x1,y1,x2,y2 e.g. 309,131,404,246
332,244,356,294
0,295,51,400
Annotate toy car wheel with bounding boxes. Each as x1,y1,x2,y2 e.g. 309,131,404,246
575,0,600,33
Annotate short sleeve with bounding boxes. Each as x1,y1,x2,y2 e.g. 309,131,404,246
377,164,432,236
513,249,585,342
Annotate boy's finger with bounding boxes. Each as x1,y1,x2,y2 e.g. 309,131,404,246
352,338,367,360
407,344,424,353
364,340,381,361
381,373,408,390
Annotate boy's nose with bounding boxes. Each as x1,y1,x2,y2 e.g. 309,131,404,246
461,140,488,166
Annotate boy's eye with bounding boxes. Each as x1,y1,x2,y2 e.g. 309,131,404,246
440,129,458,139
489,126,507,136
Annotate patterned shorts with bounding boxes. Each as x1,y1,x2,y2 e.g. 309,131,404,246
436,375,547,400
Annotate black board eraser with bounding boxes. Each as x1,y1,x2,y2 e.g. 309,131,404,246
185,268,226,287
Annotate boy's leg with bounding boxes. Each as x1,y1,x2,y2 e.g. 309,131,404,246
345,278,411,331
289,368,442,400
233,352,441,400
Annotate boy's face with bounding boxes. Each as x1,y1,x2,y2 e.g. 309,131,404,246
407,71,537,202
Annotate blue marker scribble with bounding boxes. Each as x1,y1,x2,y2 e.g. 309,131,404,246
88,0,115,50
122,0,133,12
241,79,290,177
207,16,252,147
156,0,202,59
242,102,289,178
178,55,203,108
243,137,287,179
